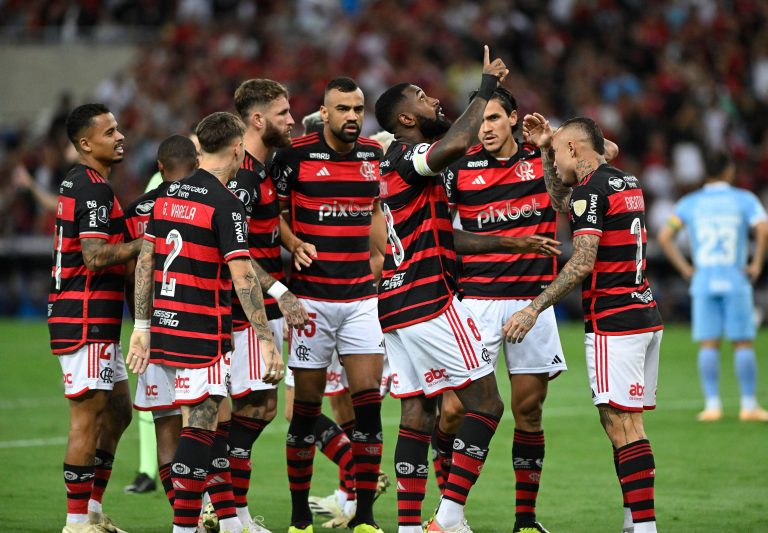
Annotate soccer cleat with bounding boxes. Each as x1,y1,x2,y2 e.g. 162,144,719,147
621,527,635,533
243,515,272,533
63,523,108,533
425,518,472,533
123,472,157,494
740,406,768,421
374,471,391,501
308,493,343,517
321,513,353,529
88,512,127,533
351,524,384,533
287,526,313,533
513,522,550,533
696,408,722,422
201,502,219,532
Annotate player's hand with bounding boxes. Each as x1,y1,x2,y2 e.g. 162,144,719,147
503,306,539,344
482,45,509,84
506,235,561,256
746,263,761,283
523,113,554,149
278,290,310,328
292,241,317,271
260,339,284,384
127,329,150,374
12,164,34,191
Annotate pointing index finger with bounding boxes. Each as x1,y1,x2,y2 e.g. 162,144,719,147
483,45,490,67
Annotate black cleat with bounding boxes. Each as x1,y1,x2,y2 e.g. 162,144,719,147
123,472,157,494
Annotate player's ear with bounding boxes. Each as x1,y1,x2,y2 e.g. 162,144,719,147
78,136,91,154
508,110,518,130
251,110,263,129
320,105,329,123
398,112,415,128
157,160,165,178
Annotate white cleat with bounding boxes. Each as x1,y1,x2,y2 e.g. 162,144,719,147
426,518,472,533
63,523,108,533
88,512,127,533
243,515,272,533
308,493,343,518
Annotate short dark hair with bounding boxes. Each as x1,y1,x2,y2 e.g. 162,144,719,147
375,83,410,134
559,116,605,155
324,77,359,96
234,79,289,119
65,103,111,146
468,86,517,115
705,152,732,179
157,135,198,173
195,112,246,154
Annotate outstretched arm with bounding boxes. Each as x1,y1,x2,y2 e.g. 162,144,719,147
81,237,142,271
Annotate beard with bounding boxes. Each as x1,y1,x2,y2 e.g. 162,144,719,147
417,113,452,139
331,121,361,143
263,119,291,148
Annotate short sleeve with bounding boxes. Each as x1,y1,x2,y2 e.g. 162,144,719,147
569,184,606,237
144,208,156,243
227,172,260,218
673,195,692,227
443,164,459,206
391,142,440,185
77,182,115,239
212,198,251,262
271,150,298,200
744,191,768,226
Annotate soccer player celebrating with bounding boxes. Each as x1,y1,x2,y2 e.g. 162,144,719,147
127,112,283,533
505,116,663,533
227,78,309,532
374,47,559,533
658,152,768,422
51,103,142,533
272,77,386,533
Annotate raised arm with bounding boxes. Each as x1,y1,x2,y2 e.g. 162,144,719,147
523,113,572,213
81,237,142,271
657,217,694,281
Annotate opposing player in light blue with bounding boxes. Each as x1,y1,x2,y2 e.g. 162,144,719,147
659,153,768,422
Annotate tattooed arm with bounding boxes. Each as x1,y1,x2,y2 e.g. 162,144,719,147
503,233,600,342
229,258,284,383
541,147,572,214
454,229,561,256
81,237,142,271
127,239,154,374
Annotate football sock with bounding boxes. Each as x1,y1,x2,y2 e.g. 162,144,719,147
228,414,268,512
206,421,237,521
613,447,633,529
350,389,383,525
159,462,175,507
438,411,500,526
314,413,356,501
340,419,355,439
734,347,758,409
138,410,158,478
616,439,656,528
697,347,720,408
512,429,545,527
88,449,114,513
171,427,215,529
394,426,430,528
287,400,321,526
64,463,94,523
433,421,454,494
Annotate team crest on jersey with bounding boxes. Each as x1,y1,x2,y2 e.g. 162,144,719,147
232,188,252,207
515,160,536,181
136,200,155,215
360,161,378,181
572,199,587,217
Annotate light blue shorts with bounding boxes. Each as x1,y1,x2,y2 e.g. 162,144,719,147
691,289,755,342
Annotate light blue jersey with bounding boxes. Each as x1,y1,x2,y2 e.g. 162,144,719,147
674,182,767,296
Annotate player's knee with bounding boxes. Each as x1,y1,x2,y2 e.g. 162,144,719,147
512,403,543,431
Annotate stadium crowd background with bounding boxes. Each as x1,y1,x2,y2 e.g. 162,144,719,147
1,0,767,319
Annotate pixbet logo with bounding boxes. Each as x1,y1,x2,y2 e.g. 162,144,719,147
424,368,448,384
476,199,542,228
175,376,190,390
318,201,372,222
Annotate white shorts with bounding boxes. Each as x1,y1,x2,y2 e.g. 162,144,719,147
585,330,663,411
134,362,180,415
230,318,285,397
288,298,384,369
379,354,392,397
59,342,128,398
165,353,232,405
462,298,567,378
385,297,494,398
284,352,349,396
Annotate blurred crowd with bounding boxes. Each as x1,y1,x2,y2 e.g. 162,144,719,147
1,0,767,315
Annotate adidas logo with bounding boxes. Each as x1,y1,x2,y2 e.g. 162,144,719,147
316,166,330,176
551,355,563,365
471,175,486,185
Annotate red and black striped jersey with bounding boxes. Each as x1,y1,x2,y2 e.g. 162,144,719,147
48,164,127,354
227,151,284,326
145,169,251,367
445,143,557,299
378,140,458,332
569,164,663,335
273,132,382,302
124,181,171,241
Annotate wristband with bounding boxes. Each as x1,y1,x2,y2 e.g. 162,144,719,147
267,281,289,300
134,319,150,330
476,74,498,101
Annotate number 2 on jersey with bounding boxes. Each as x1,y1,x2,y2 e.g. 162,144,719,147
160,229,183,297
630,217,643,284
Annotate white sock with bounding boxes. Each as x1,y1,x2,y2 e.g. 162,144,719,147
623,507,633,528
219,516,244,533
236,506,252,524
202,491,211,507
399,527,423,533
741,396,757,411
87,500,102,514
704,397,722,411
343,499,357,516
435,498,464,528
335,488,348,508
633,520,657,533
66,513,88,524
173,526,196,533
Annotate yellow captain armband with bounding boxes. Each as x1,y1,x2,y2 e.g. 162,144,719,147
666,216,683,231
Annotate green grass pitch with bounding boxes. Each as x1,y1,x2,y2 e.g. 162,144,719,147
0,319,766,532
